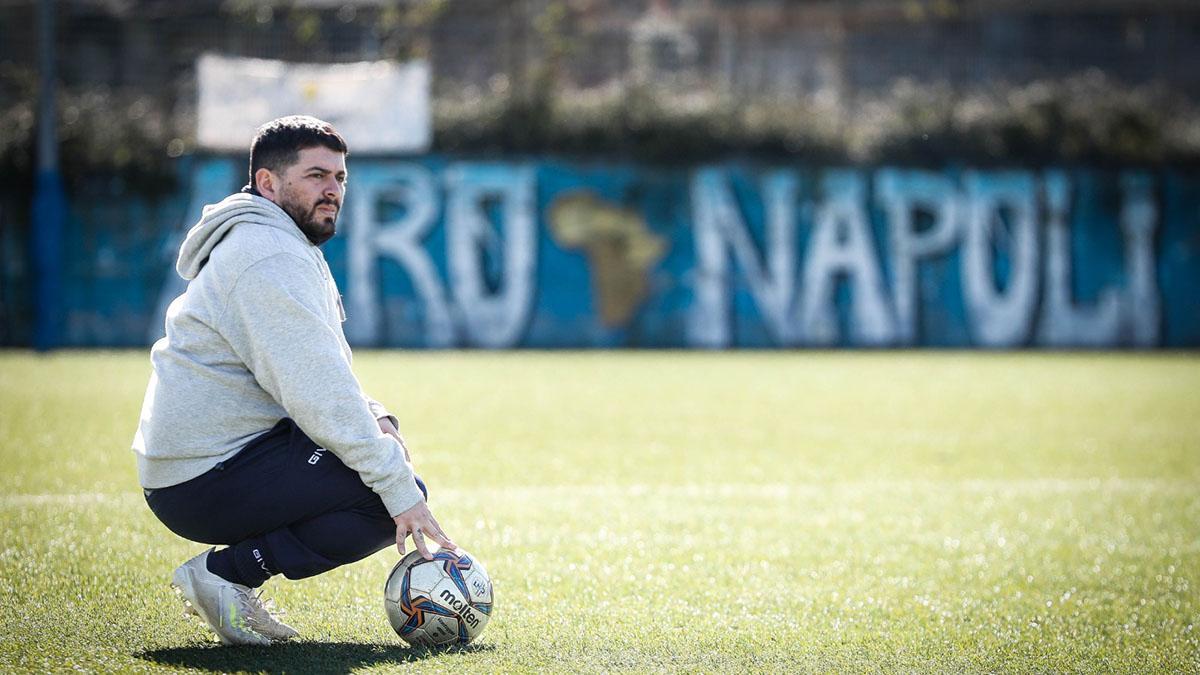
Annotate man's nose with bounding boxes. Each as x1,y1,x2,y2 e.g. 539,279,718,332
323,176,342,198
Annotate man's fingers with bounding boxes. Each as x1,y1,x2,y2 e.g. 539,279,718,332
393,504,453,560
427,519,455,549
434,532,457,552
413,529,432,560
430,515,451,540
425,516,456,551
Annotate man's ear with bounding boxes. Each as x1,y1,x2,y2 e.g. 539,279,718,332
254,167,278,200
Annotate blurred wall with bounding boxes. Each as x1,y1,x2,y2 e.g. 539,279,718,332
38,156,1200,349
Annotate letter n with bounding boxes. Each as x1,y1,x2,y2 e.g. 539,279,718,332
688,168,798,347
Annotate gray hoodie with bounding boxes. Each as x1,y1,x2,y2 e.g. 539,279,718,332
132,192,423,517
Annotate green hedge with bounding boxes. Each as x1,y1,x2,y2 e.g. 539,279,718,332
435,74,1200,166
0,67,183,198
2,69,1197,202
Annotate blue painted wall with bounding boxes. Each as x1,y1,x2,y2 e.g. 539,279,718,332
30,156,1200,348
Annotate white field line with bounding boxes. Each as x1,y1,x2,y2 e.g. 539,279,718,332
1,478,1196,507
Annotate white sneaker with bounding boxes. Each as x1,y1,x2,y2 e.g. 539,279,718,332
171,548,299,645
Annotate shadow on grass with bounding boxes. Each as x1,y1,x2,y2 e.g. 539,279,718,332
135,641,494,674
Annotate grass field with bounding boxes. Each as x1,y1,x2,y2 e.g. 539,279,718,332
1,350,1198,673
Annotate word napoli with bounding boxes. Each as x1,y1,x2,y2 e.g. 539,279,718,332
164,161,1170,349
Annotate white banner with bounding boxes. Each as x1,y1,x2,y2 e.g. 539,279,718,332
196,54,431,153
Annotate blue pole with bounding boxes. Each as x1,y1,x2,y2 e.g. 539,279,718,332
32,0,64,351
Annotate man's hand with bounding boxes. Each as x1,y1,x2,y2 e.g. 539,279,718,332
393,500,456,560
378,417,411,462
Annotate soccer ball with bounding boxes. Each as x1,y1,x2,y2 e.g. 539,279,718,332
384,547,494,647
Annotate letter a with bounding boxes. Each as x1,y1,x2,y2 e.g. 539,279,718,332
800,171,895,346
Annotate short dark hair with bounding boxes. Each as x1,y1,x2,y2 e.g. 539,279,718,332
248,115,348,187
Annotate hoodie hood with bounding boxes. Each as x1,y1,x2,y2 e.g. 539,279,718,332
176,193,309,280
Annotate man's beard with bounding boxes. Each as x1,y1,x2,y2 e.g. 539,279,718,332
280,195,338,246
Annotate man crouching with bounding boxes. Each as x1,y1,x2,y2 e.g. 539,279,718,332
133,115,454,645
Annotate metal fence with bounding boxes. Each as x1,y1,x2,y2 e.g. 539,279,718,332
3,1,1199,129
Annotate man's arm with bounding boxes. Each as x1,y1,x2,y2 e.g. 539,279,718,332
364,396,398,429
376,415,410,462
219,254,425,517
373,414,444,555
361,395,410,462
221,254,454,556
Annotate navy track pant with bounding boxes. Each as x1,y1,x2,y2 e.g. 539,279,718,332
145,418,425,582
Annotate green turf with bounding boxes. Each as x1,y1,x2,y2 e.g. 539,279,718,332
1,350,1197,673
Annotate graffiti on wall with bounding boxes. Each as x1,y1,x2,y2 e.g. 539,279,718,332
343,163,537,348
137,158,1197,349
690,168,1161,348
549,192,666,329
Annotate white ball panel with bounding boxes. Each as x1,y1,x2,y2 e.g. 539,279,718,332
422,614,460,644
384,574,405,604
407,559,445,595
405,626,435,648
384,551,426,601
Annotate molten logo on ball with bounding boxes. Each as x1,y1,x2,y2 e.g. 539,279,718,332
439,588,482,630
